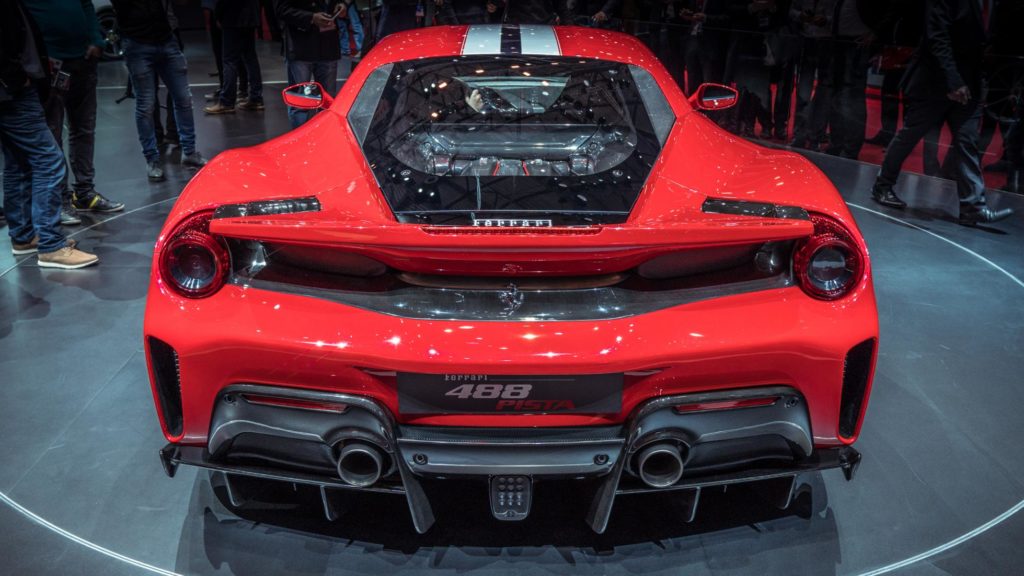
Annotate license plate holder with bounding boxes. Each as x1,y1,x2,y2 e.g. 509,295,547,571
397,373,623,415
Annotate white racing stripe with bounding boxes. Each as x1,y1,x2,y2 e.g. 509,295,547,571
462,24,503,55
519,25,560,56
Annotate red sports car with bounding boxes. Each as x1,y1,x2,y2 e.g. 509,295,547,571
147,24,877,533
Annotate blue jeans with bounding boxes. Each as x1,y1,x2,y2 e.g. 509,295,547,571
286,60,339,129
338,11,364,56
0,86,67,253
123,38,197,162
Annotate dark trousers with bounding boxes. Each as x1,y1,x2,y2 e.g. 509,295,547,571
792,36,832,146
772,57,796,138
874,68,902,142
220,27,263,106
734,56,773,135
683,33,724,95
826,38,870,158
877,96,987,212
43,57,99,201
653,21,686,89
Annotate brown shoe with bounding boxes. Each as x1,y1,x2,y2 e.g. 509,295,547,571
37,245,98,269
12,236,76,255
204,103,235,115
237,99,264,111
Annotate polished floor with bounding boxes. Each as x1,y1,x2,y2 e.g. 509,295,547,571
1,36,1024,576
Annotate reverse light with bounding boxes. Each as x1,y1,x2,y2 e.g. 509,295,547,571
159,212,229,298
793,214,865,300
674,396,780,414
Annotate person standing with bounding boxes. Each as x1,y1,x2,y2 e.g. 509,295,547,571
788,0,835,150
871,0,1013,226
864,0,921,147
337,0,366,58
823,0,878,159
680,0,731,94
727,0,785,138
110,0,207,181
21,0,126,227
274,0,344,128
1,0,98,268
206,0,265,114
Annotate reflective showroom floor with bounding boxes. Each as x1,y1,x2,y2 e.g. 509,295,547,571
1,36,1023,576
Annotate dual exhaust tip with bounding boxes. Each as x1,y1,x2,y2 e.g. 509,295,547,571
336,442,387,487
635,443,686,489
339,440,685,489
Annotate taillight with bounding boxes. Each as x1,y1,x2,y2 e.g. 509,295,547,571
793,214,865,300
159,212,229,298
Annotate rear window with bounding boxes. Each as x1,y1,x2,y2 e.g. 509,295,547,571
350,56,673,225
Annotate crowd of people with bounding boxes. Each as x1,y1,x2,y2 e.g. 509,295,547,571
1,0,1020,270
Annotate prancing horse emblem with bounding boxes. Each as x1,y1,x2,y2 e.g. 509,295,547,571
499,283,524,316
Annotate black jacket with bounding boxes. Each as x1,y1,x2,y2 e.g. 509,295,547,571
0,0,50,102
990,0,1024,57
216,0,262,28
902,0,986,98
494,0,572,24
109,0,178,44
274,0,342,61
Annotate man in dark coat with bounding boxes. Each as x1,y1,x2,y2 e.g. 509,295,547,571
206,0,264,113
871,0,1013,225
274,0,344,127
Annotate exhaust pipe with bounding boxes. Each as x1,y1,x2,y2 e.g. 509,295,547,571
636,443,685,488
336,443,384,487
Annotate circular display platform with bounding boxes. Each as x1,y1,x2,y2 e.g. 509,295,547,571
1,130,1022,574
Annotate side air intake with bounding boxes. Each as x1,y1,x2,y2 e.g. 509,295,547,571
148,337,184,437
839,339,876,439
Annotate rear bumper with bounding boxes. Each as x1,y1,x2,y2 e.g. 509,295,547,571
159,384,862,533
144,280,878,444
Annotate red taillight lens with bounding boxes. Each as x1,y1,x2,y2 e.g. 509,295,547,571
159,212,229,298
793,214,865,300
674,396,780,414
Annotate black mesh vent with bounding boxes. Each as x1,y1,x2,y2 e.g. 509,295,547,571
839,339,876,438
148,337,183,436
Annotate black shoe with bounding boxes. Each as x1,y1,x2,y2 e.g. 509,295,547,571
182,152,208,168
0,211,7,228
788,137,810,150
958,207,1014,226
148,161,166,182
865,133,892,146
871,185,907,209
73,191,125,213
60,200,82,225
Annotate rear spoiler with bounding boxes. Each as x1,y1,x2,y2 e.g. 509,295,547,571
210,216,813,277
